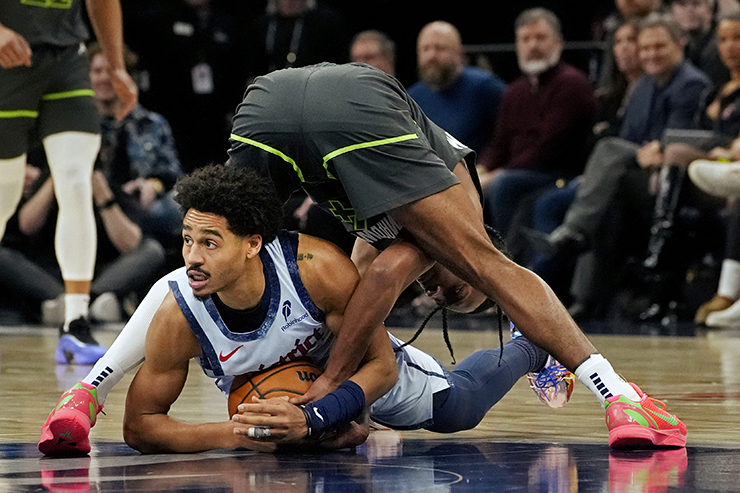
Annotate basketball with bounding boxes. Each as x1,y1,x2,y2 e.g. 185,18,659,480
228,360,323,416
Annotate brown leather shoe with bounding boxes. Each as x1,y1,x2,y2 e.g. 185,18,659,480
694,295,734,325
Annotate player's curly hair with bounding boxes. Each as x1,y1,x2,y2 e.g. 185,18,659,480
174,163,283,243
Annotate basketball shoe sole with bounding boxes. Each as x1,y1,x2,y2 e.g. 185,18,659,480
605,383,686,448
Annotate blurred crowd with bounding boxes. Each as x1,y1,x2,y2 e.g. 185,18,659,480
4,0,740,329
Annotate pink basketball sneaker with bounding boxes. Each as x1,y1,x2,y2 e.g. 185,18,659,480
38,382,103,456
605,383,687,448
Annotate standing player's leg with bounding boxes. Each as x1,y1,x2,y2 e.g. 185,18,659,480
38,46,105,364
44,130,104,364
39,274,171,456
0,154,27,241
390,180,686,447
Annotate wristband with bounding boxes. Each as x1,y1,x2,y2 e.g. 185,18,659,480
97,197,117,210
301,380,366,438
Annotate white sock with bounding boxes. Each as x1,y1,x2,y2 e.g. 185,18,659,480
64,293,90,329
574,353,640,406
718,259,740,300
82,361,123,406
80,275,171,404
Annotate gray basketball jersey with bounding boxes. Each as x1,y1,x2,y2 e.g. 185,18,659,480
0,0,89,47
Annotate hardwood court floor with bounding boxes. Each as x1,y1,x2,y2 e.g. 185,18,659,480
1,323,740,491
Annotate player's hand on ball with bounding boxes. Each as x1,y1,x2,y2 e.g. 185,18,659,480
290,374,338,405
232,396,308,442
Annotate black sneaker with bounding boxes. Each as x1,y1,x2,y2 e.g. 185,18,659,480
56,317,107,365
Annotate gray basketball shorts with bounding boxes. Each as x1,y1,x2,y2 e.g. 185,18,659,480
229,63,467,221
0,43,99,159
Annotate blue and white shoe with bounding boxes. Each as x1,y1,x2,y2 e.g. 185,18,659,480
56,317,107,365
511,326,575,408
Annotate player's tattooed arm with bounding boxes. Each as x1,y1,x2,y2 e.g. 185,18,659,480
296,253,314,261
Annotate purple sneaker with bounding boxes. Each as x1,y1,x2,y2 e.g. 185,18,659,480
56,318,107,365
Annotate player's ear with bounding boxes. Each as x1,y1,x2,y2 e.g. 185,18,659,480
245,234,263,259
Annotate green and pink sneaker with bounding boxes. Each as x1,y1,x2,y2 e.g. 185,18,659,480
605,383,687,448
38,382,103,456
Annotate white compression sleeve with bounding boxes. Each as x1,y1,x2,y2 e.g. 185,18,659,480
43,131,101,281
82,275,172,404
718,259,740,300
0,154,27,241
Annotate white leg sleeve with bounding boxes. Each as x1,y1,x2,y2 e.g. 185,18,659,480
718,259,740,300
0,154,27,241
81,275,171,404
43,132,101,281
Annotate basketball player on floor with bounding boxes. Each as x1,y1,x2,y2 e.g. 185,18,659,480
40,165,684,455
42,165,571,454
0,0,137,363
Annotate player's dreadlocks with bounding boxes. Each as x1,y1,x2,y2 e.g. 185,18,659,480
395,225,510,366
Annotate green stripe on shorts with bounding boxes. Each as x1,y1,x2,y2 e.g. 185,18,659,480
230,133,305,182
41,89,95,101
321,133,419,179
0,110,39,119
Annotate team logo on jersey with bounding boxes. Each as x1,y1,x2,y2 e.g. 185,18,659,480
282,300,291,321
219,345,244,362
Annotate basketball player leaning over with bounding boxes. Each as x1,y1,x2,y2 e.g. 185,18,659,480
120,164,573,454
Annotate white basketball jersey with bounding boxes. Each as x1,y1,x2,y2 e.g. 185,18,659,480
169,230,450,429
169,232,334,392
370,332,450,429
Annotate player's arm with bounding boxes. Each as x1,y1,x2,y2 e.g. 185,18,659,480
350,237,379,277
84,0,137,119
300,160,479,401
295,231,434,404
123,292,275,454
0,21,31,68
299,234,398,405
233,234,398,445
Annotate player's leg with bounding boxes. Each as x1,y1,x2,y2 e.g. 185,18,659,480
0,154,27,241
38,45,105,363
39,274,172,456
391,180,595,371
390,181,686,447
44,130,103,364
426,336,548,433
0,52,42,241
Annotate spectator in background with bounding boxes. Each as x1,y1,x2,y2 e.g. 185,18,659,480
88,43,184,251
526,14,713,320
0,162,165,326
596,0,664,89
671,0,730,85
123,0,249,172
350,30,396,76
635,12,740,322
477,8,596,242
524,19,645,309
407,21,505,156
247,0,349,80
593,20,646,143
